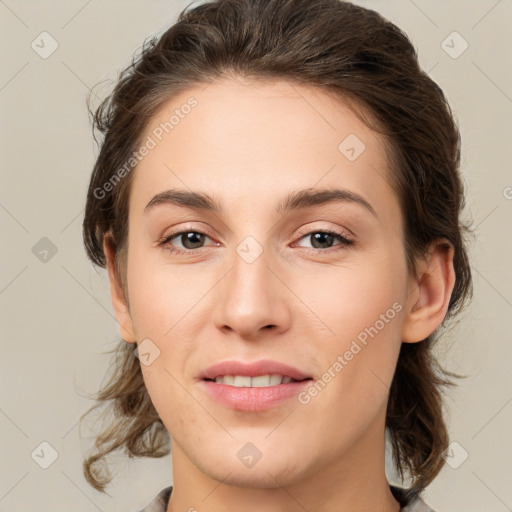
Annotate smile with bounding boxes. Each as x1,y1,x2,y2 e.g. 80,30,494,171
205,374,308,387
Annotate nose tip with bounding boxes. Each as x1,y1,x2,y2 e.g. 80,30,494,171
212,254,291,340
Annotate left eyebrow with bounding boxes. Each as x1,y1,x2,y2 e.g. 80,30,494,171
276,187,377,218
144,187,377,218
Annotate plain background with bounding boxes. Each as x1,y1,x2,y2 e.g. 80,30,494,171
0,1,511,511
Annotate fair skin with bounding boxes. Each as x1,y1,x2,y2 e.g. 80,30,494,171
104,77,455,512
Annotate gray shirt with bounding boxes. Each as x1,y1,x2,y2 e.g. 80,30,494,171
136,485,436,511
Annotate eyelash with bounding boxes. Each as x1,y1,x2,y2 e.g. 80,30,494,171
157,225,354,255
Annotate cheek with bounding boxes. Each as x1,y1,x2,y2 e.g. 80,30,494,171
139,363,203,454
125,247,203,339
299,253,406,405
125,251,206,420
293,253,405,341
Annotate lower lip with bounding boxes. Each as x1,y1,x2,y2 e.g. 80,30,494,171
200,379,313,411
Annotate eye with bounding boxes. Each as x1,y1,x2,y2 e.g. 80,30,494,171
157,229,217,254
157,227,354,255
293,229,354,252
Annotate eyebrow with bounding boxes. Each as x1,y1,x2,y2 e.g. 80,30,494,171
144,187,377,217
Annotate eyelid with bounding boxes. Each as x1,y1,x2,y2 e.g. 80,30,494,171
157,223,218,247
157,224,352,243
157,222,355,256
294,224,354,242
291,227,355,253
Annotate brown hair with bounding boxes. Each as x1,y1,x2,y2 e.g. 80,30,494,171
81,0,472,496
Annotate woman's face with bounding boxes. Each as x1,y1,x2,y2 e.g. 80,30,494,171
121,77,412,487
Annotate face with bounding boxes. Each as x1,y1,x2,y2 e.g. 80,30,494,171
119,77,412,487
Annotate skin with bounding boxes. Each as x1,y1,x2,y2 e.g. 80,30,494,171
104,77,455,512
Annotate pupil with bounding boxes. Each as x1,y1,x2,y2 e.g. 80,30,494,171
182,232,204,249
311,232,334,249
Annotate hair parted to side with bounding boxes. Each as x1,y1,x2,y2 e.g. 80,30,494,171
81,0,472,496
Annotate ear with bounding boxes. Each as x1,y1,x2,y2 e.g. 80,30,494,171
401,239,456,343
103,233,137,343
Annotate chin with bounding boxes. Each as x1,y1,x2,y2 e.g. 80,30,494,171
194,449,308,489
209,464,302,489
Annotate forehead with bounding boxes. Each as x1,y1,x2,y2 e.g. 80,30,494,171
129,77,399,226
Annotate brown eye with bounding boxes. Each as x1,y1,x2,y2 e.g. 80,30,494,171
158,230,215,254
175,231,207,249
295,230,354,251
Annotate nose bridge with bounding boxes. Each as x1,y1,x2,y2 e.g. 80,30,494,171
213,235,289,337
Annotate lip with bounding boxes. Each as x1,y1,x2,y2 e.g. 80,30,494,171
200,380,313,411
198,359,313,412
198,359,312,381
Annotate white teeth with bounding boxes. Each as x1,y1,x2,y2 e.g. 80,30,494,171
223,375,235,385
212,374,296,387
269,374,283,385
233,375,252,387
251,375,270,387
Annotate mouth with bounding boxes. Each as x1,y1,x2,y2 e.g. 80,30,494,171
198,359,314,411
203,374,312,387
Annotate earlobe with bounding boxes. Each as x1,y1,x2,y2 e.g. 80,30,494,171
401,240,456,343
103,233,137,343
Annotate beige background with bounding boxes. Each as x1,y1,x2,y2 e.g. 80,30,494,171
1,1,511,511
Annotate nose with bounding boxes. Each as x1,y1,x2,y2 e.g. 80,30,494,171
212,245,292,340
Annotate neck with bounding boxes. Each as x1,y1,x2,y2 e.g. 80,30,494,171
167,416,401,512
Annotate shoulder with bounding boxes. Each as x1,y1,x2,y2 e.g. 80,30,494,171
134,486,173,512
390,485,437,512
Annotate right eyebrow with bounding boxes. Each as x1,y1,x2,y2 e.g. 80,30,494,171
144,189,222,213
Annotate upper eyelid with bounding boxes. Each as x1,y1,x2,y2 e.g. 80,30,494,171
159,225,216,242
160,223,352,238
159,225,353,248
295,224,353,239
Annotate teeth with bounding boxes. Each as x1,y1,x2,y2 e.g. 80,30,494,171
251,375,270,387
269,374,282,385
234,375,252,387
212,374,296,387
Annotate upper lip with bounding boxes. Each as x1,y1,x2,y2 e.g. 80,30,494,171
199,359,312,381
